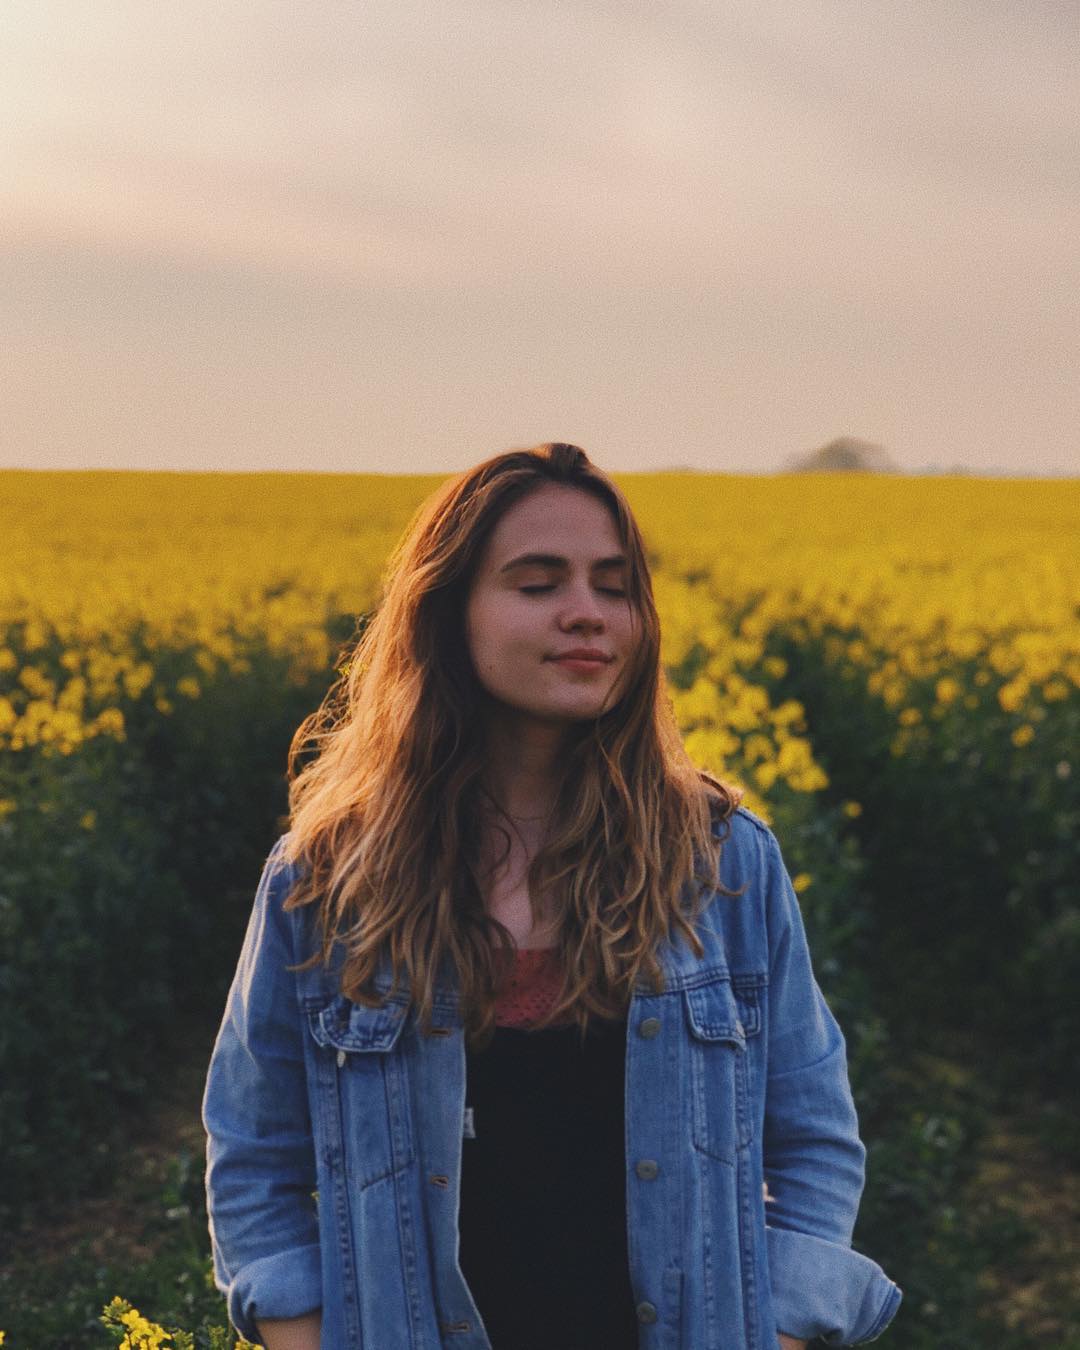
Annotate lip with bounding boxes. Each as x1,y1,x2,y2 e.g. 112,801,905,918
549,649,613,662
549,651,613,675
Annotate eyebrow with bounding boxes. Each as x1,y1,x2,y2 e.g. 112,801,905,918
499,552,628,574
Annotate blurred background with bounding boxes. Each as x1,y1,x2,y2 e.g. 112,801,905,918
2,2,1078,1347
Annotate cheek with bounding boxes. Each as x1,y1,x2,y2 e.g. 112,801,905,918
466,602,530,672
619,609,643,651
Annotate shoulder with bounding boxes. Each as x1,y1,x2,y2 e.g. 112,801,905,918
265,831,313,888
254,833,299,910
686,805,790,974
253,832,315,953
710,803,780,873
265,833,333,982
732,802,772,835
267,830,295,868
724,803,774,839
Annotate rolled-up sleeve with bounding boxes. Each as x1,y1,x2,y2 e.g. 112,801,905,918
761,829,902,1345
201,835,322,1343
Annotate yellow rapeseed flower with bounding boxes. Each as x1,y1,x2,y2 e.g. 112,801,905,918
769,700,806,729
672,678,725,727
683,725,740,772
881,678,909,709
90,707,126,740
1011,724,1035,747
726,682,771,733
741,732,774,765
21,620,47,651
935,677,961,705
18,666,56,699
122,661,154,699
100,1298,174,1349
997,678,1029,713
792,873,813,893
846,639,869,664
754,761,780,791
2,472,1077,767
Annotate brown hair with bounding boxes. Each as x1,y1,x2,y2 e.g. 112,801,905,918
280,442,743,1047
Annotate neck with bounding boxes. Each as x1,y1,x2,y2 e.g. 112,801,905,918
477,704,568,821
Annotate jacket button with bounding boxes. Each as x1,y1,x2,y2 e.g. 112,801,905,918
635,1159,659,1180
636,1301,658,1324
336,1049,346,1068
638,1017,661,1038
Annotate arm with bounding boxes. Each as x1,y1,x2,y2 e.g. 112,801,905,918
761,828,902,1346
202,837,323,1345
256,1312,323,1350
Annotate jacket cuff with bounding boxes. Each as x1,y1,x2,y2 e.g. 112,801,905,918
767,1226,902,1345
224,1242,322,1344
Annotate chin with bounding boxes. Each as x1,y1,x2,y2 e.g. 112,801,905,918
517,701,606,725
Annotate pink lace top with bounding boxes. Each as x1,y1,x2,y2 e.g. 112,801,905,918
493,947,574,1028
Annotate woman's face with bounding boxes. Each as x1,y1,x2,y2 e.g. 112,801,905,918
465,482,642,730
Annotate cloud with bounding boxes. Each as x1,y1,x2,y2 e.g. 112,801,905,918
6,0,1073,291
3,0,1077,471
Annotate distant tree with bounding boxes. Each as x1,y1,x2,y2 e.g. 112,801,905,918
785,436,900,473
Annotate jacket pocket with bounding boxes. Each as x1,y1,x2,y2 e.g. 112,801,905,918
684,976,761,1165
306,993,416,1189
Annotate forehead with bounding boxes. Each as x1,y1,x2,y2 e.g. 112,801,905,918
482,484,620,565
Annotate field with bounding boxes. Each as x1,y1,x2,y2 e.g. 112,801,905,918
1,470,1078,1347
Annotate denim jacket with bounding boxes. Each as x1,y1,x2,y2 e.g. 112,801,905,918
202,807,902,1348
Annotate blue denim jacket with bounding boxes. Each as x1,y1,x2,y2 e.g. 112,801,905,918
202,807,902,1348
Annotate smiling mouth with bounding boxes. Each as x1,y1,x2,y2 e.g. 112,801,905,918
551,656,610,672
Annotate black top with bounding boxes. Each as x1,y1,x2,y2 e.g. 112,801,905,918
458,1016,639,1350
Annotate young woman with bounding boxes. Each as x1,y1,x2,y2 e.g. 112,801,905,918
202,443,901,1350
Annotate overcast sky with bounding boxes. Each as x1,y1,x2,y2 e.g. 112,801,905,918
4,0,1077,474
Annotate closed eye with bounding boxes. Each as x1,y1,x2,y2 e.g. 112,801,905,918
519,585,626,597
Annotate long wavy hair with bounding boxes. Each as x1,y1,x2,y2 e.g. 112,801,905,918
280,442,744,1047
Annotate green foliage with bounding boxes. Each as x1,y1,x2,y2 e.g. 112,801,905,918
3,611,1077,1345
0,738,182,1233
0,1143,243,1347
765,626,1080,1104
760,624,1080,1347
0,632,334,1235
99,1294,259,1348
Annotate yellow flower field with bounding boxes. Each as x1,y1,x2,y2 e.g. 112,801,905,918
2,470,1077,815
2,471,1078,1350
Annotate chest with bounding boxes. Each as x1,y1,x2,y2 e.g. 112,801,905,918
477,835,557,949
299,967,768,1350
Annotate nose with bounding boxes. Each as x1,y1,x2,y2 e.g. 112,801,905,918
557,577,605,632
